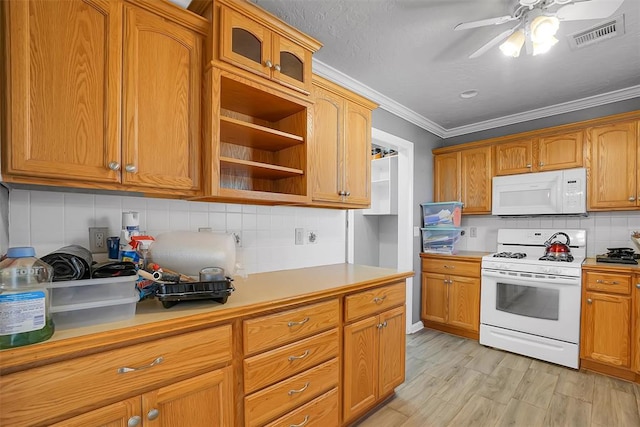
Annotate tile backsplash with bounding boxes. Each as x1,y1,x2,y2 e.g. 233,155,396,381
7,190,347,275
457,212,640,256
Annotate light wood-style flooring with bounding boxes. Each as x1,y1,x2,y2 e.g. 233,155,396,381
355,328,640,427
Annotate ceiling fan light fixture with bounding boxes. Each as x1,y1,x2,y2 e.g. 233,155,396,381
530,15,560,43
499,29,525,57
533,36,559,55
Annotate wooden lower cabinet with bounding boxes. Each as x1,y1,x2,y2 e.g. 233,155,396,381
581,291,631,368
343,305,405,424
52,368,233,427
420,254,481,339
580,264,639,382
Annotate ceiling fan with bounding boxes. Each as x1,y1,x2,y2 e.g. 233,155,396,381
454,0,624,58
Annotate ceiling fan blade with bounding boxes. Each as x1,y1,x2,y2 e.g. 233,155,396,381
454,15,516,31
469,25,520,59
556,0,624,21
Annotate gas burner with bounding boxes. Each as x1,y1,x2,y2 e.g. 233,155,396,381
596,247,639,265
493,252,527,259
539,254,574,262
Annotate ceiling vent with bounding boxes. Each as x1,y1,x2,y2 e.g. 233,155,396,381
568,15,625,50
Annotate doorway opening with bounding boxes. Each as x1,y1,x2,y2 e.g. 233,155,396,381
347,128,415,334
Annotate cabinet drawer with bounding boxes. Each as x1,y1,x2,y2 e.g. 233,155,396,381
244,328,338,394
0,325,232,427
584,271,631,295
263,387,339,427
345,282,405,322
244,299,339,355
422,258,479,276
244,358,339,427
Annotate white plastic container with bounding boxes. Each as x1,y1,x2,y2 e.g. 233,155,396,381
47,276,136,306
50,292,139,329
421,202,463,227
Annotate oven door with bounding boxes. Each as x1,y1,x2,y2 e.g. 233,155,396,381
480,269,581,343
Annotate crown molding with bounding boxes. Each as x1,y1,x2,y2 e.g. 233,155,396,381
444,85,640,137
313,59,640,139
312,59,448,137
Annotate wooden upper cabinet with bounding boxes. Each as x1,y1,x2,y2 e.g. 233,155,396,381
494,131,584,176
310,76,377,208
122,4,201,192
217,1,318,94
587,120,639,210
460,146,492,213
538,131,583,171
433,147,491,214
494,139,535,175
2,0,122,183
433,152,460,203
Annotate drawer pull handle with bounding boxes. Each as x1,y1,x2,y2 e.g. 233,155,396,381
443,265,455,269
118,356,164,374
288,350,310,362
287,317,310,327
290,415,310,427
373,296,387,304
595,279,620,285
288,382,310,395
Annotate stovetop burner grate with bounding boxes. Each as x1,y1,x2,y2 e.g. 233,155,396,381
538,254,574,262
493,252,527,259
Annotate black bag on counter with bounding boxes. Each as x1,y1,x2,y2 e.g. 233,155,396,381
91,261,137,278
41,245,93,281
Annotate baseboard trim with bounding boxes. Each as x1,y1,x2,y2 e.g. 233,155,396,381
408,321,424,334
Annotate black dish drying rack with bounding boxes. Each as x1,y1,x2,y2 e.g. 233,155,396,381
154,278,234,309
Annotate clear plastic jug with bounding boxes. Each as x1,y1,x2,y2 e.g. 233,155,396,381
0,247,55,349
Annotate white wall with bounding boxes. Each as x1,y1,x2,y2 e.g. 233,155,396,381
6,189,347,275
457,212,640,256
378,216,398,269
353,210,380,267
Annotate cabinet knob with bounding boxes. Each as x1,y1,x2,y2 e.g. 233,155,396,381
265,59,273,68
587,298,592,304
636,283,640,289
526,164,532,168
147,409,159,421
539,162,544,167
345,191,351,196
128,416,141,427
274,63,281,72
125,164,137,173
629,196,636,202
337,190,345,196
108,161,121,171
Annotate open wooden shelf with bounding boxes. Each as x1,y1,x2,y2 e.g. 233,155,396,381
220,156,304,180
219,116,303,151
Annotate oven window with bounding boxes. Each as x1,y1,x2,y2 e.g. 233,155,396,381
496,282,559,320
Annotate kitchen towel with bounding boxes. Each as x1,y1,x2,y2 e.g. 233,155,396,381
41,245,93,281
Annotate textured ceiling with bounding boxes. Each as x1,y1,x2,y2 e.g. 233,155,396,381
174,0,640,135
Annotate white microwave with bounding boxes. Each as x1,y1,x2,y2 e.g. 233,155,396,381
492,168,587,216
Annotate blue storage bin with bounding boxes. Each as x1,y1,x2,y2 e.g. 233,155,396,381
421,202,463,227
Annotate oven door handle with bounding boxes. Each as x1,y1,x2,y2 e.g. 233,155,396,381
481,269,580,286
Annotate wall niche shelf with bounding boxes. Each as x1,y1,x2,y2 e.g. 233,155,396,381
363,155,398,215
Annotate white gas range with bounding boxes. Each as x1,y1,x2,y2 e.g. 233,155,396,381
480,229,586,369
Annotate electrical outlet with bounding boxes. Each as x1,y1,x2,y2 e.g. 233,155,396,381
89,227,109,253
307,230,318,244
295,228,304,245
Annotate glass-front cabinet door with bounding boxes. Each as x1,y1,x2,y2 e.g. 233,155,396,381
272,33,312,93
220,6,271,79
